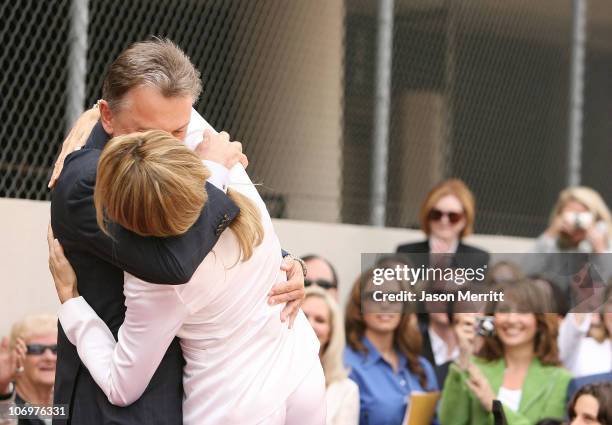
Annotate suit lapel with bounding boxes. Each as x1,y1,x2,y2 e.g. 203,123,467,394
478,358,558,415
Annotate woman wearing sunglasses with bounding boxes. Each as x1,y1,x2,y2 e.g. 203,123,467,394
396,178,489,269
396,179,490,388
303,255,339,301
0,314,57,425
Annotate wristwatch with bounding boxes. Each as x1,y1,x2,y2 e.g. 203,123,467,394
287,255,307,278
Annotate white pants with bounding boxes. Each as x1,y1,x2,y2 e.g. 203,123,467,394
258,360,327,425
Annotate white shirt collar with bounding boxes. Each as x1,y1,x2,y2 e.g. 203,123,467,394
428,326,459,365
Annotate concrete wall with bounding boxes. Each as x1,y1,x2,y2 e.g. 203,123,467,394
0,199,57,337
0,198,533,337
232,0,344,222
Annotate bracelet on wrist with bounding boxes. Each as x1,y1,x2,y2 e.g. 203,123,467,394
288,256,307,278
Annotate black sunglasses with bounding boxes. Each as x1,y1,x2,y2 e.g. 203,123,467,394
305,279,337,290
26,344,58,355
428,209,464,224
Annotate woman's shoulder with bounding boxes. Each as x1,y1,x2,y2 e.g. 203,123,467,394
328,377,359,395
471,356,504,372
343,345,366,366
396,240,429,253
538,361,573,382
416,355,435,371
557,367,573,384
326,378,360,421
415,355,439,390
457,241,489,256
526,360,572,396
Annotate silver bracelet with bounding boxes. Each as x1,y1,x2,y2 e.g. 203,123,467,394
287,256,307,278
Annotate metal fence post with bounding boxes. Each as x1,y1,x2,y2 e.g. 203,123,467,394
567,0,587,187
370,0,394,227
66,0,89,135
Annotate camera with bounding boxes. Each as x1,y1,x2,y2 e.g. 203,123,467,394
563,211,594,230
475,316,495,337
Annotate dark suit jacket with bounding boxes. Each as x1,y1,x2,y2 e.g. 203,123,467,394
396,239,490,270
419,325,451,389
51,122,239,425
16,393,47,425
567,372,612,401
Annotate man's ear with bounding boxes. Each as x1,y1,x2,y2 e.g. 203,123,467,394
99,100,114,135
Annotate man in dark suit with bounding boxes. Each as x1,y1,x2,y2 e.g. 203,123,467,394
50,39,305,425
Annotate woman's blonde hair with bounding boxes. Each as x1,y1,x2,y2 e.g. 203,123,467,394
419,178,476,238
305,286,348,386
10,314,57,349
94,130,263,260
549,186,612,240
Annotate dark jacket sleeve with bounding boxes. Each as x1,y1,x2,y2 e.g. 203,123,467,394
51,149,240,284
396,240,430,253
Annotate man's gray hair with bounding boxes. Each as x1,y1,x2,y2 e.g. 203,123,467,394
102,38,202,111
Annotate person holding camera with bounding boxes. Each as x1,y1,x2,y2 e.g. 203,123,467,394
439,281,571,425
534,187,611,255
525,187,612,302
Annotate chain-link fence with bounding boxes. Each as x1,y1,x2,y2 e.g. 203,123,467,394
1,0,611,237
345,0,612,236
0,0,71,200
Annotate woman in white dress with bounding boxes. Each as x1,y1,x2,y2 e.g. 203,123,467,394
302,286,359,425
47,130,325,425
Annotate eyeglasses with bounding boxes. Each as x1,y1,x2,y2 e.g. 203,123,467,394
428,209,464,224
26,344,58,355
305,279,337,290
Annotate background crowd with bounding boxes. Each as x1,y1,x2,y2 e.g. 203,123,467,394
1,179,612,425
